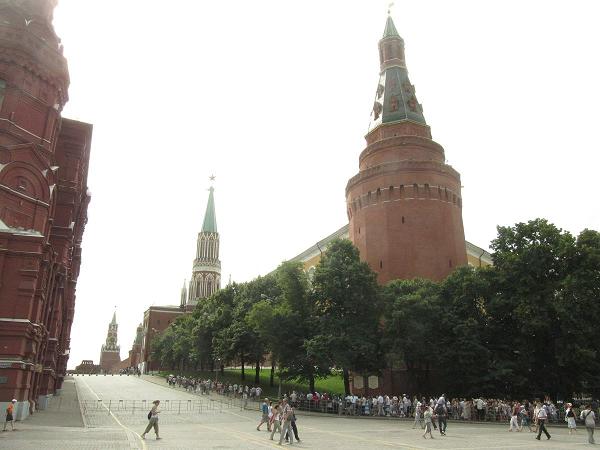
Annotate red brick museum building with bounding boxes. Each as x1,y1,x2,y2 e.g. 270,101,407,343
0,0,92,419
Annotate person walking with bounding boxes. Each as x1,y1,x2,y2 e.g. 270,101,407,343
269,403,282,441
413,401,424,429
141,400,161,440
242,390,248,410
565,403,577,435
278,398,294,445
3,399,16,431
436,401,447,435
286,406,301,443
509,402,521,432
580,403,596,444
520,402,533,432
535,403,551,441
422,406,435,439
257,398,270,431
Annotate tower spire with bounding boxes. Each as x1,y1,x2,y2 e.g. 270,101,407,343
187,178,221,309
383,3,400,38
202,186,217,233
368,12,426,133
180,279,187,309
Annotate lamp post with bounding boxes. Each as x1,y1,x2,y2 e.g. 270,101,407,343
215,358,221,386
278,364,282,399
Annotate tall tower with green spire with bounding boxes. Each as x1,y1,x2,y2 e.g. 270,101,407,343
346,12,467,283
186,184,221,310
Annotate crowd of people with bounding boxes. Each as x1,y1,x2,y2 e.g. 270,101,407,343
160,374,598,445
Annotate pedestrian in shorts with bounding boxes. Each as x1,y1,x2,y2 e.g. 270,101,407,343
3,399,17,431
257,398,270,431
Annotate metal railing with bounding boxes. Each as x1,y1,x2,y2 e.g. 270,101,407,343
79,398,235,416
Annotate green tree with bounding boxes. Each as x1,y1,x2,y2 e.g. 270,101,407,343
555,229,600,396
307,239,383,394
437,266,496,396
382,278,441,394
191,284,237,372
213,276,277,383
489,218,575,396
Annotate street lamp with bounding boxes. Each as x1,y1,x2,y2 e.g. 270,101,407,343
278,363,282,399
215,358,221,386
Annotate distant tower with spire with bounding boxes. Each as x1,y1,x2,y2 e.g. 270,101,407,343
180,280,188,309
185,179,221,311
99,312,121,372
346,11,467,283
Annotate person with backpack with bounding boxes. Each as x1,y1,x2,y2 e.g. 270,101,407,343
580,404,596,444
141,400,161,440
436,401,447,435
285,406,300,443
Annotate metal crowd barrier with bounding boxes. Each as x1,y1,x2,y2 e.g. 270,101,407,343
79,398,235,415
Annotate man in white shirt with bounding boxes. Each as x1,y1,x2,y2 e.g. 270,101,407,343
580,403,596,444
377,395,384,416
475,398,486,421
535,403,551,440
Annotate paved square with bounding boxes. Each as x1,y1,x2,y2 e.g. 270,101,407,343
0,375,589,449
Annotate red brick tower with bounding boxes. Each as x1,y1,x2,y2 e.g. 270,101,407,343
346,14,466,283
99,312,121,373
0,0,92,417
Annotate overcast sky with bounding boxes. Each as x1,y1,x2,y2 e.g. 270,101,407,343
53,0,600,368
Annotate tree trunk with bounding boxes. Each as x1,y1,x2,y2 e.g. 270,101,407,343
270,360,275,387
308,372,315,393
255,359,260,385
241,352,245,380
343,368,350,395
220,364,224,375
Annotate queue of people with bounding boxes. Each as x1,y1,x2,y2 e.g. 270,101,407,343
160,373,598,445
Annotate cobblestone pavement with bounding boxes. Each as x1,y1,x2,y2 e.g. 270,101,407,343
0,375,590,449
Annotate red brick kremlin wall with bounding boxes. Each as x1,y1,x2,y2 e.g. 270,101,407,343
0,0,92,418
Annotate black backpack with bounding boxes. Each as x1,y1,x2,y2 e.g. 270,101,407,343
147,411,152,420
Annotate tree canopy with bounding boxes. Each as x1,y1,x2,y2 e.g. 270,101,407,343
151,219,600,399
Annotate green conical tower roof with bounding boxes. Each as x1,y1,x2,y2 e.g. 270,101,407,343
368,13,426,133
383,15,400,38
111,311,117,325
201,187,217,233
